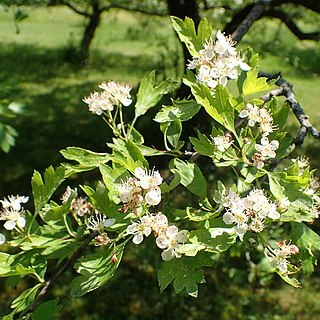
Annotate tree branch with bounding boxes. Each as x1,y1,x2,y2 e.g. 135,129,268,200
262,9,320,40
259,72,320,146
60,1,91,18
231,0,270,42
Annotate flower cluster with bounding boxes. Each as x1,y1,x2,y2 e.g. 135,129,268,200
126,212,188,261
187,30,250,89
117,167,163,215
239,103,275,136
0,195,29,231
212,133,233,152
239,103,279,169
265,240,299,274
221,189,281,239
61,186,93,217
83,81,132,115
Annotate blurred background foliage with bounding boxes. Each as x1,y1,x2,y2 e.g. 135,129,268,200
0,1,320,319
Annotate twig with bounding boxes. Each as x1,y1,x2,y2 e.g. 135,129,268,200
259,71,320,146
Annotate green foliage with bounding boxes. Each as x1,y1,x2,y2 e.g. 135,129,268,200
71,242,126,297
32,299,62,320
158,252,213,297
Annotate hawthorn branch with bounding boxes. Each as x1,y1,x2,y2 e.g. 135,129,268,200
259,72,320,146
60,0,91,18
21,231,98,317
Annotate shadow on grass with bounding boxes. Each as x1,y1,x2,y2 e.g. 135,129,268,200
0,43,171,196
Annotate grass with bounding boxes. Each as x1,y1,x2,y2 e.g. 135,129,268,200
0,6,320,320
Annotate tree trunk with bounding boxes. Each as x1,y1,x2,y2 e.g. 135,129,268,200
79,2,102,64
167,0,200,98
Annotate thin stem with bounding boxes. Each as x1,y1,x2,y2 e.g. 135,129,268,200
118,105,127,138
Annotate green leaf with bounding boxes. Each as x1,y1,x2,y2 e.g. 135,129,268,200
0,253,36,278
291,222,320,274
166,119,182,149
70,242,126,297
135,71,179,118
158,253,213,297
243,67,271,96
188,227,236,253
0,123,17,153
154,99,200,123
189,130,214,156
171,16,212,57
183,80,236,133
171,159,207,199
11,284,42,313
32,166,65,213
186,207,220,222
32,299,62,320
60,147,111,175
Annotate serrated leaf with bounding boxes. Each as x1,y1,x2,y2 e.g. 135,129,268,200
291,222,320,274
157,253,213,297
32,299,62,320
32,166,65,213
135,71,179,118
60,147,111,174
11,284,42,313
189,130,214,156
188,228,236,253
0,253,36,278
243,67,271,96
70,242,126,297
154,100,200,123
171,16,212,57
171,159,207,199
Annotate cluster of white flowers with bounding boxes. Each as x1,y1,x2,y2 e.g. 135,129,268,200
0,195,29,232
187,30,250,89
239,103,275,136
212,133,233,152
303,176,320,218
61,186,93,217
83,81,132,115
221,189,281,239
253,137,279,169
126,212,188,261
239,103,279,169
265,240,299,274
117,167,163,215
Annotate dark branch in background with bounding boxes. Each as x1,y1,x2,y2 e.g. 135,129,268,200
225,0,320,37
60,0,91,17
231,0,269,42
262,9,320,40
20,231,99,317
230,0,320,147
259,72,320,146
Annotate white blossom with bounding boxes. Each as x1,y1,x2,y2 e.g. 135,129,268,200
87,211,115,234
255,137,279,158
0,233,5,245
212,134,233,152
126,215,152,244
187,30,250,89
156,226,188,261
0,195,28,231
266,241,299,274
